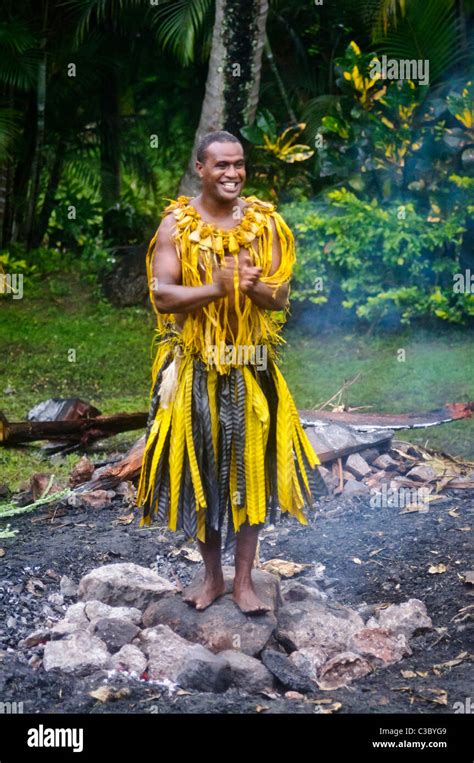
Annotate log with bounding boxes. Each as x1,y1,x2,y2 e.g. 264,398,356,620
299,401,474,432
0,410,147,446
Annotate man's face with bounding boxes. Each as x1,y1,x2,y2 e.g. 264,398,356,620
196,142,246,202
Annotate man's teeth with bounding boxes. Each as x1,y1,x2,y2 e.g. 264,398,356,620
222,182,238,188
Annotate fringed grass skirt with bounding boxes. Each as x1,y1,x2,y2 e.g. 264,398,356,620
136,341,326,545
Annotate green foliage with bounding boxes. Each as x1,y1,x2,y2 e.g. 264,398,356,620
241,109,315,199
283,41,474,325
282,185,473,325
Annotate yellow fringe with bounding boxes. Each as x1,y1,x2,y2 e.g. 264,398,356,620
144,196,296,374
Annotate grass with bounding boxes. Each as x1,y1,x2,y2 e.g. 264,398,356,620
0,272,473,493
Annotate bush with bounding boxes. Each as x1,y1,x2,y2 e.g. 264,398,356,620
282,184,474,325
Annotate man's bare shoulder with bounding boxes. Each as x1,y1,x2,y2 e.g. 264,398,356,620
155,211,176,245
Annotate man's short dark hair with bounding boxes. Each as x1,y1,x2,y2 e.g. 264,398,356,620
196,130,243,164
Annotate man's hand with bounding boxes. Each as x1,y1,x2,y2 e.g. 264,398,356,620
213,255,237,298
238,252,262,294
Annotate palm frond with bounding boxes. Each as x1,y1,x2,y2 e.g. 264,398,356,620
374,0,465,85
0,20,39,90
149,0,213,66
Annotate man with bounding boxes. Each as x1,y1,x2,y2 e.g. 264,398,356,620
136,130,324,614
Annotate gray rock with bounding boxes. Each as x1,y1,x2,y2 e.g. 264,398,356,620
51,602,89,638
279,580,328,604
77,562,177,610
276,598,365,656
47,593,64,606
143,595,276,657
43,631,110,674
343,479,370,495
83,600,142,627
177,646,232,693
108,644,147,676
344,480,370,495
51,600,143,639
219,650,274,693
261,649,317,693
60,575,78,598
289,646,328,681
345,453,372,479
366,599,432,639
372,454,399,471
358,448,382,464
20,629,51,648
142,566,279,657
92,618,141,653
406,465,437,482
138,624,231,692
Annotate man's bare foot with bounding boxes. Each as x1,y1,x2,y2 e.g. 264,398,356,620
233,578,271,615
183,575,226,611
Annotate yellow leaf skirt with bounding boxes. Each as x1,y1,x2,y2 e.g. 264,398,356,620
136,335,326,545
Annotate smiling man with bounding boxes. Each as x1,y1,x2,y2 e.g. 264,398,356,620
136,130,325,614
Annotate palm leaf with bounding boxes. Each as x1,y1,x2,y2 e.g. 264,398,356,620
149,0,214,66
373,0,465,85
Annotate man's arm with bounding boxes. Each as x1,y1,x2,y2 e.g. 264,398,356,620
151,214,232,313
239,217,290,311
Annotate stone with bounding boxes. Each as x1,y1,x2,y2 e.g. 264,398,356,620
289,646,328,681
366,599,432,639
219,650,274,693
51,602,89,638
43,631,110,674
83,600,142,627
276,597,365,656
143,595,276,657
406,466,437,482
176,646,232,693
47,593,64,606
358,448,382,464
67,490,115,510
51,600,143,639
261,649,317,693
317,651,373,690
142,566,280,657
349,627,412,665
108,644,147,676
372,454,399,471
343,479,370,495
92,618,141,653
60,575,78,598
21,629,51,648
77,563,177,610
345,453,372,479
138,624,231,692
279,580,328,604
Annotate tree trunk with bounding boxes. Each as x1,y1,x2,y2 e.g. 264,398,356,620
30,138,65,248
25,1,49,250
179,0,269,196
100,19,121,238
8,92,37,244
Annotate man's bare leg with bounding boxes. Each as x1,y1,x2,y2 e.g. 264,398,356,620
233,521,270,614
182,528,225,610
